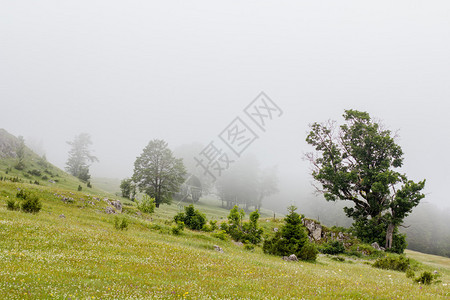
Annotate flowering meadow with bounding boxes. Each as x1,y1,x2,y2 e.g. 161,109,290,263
0,181,449,299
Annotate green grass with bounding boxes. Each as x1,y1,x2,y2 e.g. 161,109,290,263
90,177,123,196
0,140,112,198
1,180,449,299
91,176,278,221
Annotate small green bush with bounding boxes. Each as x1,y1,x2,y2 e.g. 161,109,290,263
20,194,42,213
6,198,20,211
201,224,212,232
201,220,218,232
348,243,380,257
136,195,155,214
406,269,415,278
77,185,82,191
298,242,318,261
320,241,345,255
224,207,263,245
331,256,346,262
372,255,410,272
244,243,255,251
15,162,25,170
414,271,439,285
114,216,129,230
171,221,185,235
212,230,228,241
16,189,27,199
28,169,41,176
15,189,42,213
174,205,206,231
219,222,229,231
209,220,218,231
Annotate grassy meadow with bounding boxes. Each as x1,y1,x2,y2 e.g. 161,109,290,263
0,180,449,299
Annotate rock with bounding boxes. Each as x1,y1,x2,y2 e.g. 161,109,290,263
371,242,382,251
273,227,279,232
303,219,323,241
111,200,122,212
312,225,322,241
232,241,244,247
288,254,298,261
105,207,116,214
59,214,65,218
282,254,298,262
213,245,224,253
337,232,345,241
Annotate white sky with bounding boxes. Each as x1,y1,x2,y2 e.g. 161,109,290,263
1,1,449,209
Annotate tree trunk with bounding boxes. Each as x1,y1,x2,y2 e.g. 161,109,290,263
155,202,160,208
385,223,394,249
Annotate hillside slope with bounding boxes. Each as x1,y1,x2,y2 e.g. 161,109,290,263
1,180,449,299
0,129,109,197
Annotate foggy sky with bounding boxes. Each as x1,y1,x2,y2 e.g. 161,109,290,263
1,1,449,210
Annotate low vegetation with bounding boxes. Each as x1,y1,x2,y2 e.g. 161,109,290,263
114,216,129,231
372,255,410,272
220,206,263,245
136,194,155,214
263,205,318,261
174,204,207,231
0,178,449,298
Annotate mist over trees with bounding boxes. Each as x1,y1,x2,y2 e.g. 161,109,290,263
15,136,26,170
132,139,186,208
65,133,98,182
120,178,136,199
173,174,203,203
216,154,279,211
173,142,215,194
305,109,425,253
402,203,450,257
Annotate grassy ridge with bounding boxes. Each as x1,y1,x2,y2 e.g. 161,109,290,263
1,180,449,299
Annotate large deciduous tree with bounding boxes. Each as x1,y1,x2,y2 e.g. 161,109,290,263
65,133,98,182
305,110,425,252
132,139,186,208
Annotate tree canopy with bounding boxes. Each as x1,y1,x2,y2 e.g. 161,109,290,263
305,109,425,252
132,139,186,208
65,133,98,182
